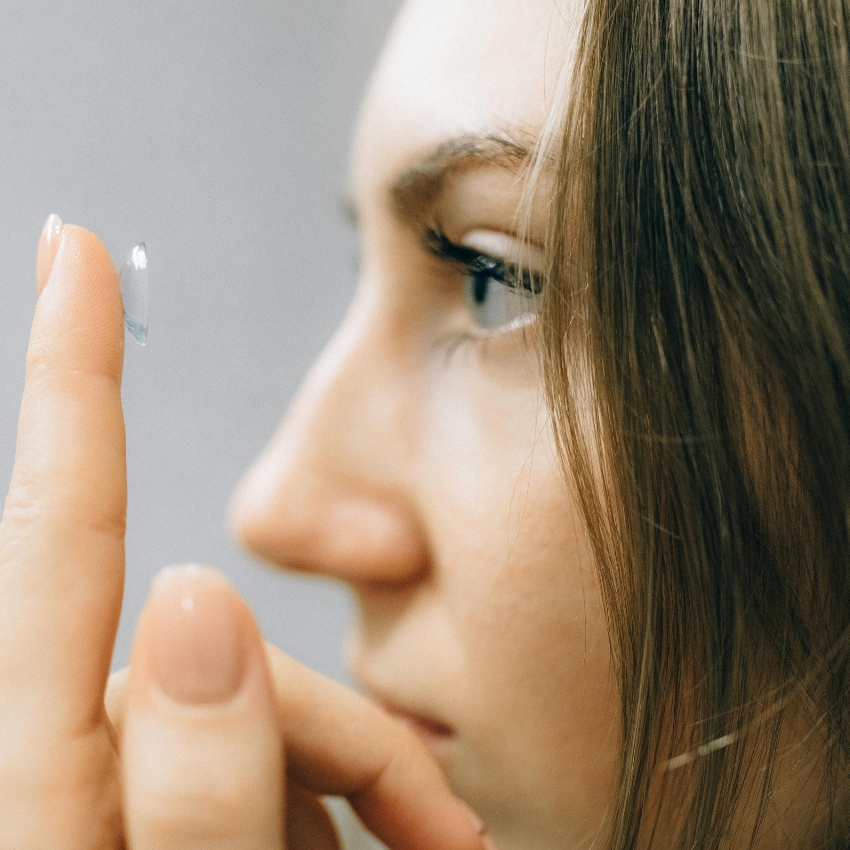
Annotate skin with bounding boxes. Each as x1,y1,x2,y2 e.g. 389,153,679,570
0,229,488,848
0,1,620,849
232,1,619,848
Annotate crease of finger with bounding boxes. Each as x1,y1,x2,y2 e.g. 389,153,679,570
287,782,341,850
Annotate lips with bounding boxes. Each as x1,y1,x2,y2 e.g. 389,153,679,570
371,696,457,758
348,652,457,754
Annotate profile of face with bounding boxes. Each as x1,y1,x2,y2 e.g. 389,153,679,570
230,1,619,848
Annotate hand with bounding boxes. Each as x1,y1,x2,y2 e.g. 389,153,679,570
110,567,487,850
0,220,486,850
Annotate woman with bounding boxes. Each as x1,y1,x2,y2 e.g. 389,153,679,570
2,0,848,847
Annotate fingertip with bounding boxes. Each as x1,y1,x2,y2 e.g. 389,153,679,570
353,768,488,850
131,565,272,712
39,222,119,297
123,567,284,849
150,563,232,595
52,224,121,304
30,223,124,382
150,566,248,706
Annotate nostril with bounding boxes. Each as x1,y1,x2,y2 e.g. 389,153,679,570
305,497,430,583
226,331,427,584
229,470,429,585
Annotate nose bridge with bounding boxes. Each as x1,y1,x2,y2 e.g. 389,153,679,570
291,285,413,479
230,285,428,584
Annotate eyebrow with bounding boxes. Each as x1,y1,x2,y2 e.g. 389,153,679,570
343,132,537,230
389,133,534,228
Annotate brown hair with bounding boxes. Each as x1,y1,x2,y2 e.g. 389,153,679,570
542,0,850,845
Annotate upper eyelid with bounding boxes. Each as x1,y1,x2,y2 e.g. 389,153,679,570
421,224,545,272
422,225,505,269
421,225,543,287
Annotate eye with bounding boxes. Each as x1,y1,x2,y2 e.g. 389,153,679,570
424,226,543,332
462,254,540,331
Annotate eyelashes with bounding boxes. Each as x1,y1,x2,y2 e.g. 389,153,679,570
420,223,543,345
421,225,543,297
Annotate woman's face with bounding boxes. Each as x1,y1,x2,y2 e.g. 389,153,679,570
230,1,619,847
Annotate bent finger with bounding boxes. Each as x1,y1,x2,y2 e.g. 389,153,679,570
122,566,284,850
264,646,484,850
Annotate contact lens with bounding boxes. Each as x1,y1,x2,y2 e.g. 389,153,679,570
119,243,148,345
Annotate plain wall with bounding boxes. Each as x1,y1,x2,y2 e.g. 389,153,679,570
0,0,400,681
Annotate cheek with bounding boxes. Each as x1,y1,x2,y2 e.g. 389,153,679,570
423,353,619,835
454,479,618,836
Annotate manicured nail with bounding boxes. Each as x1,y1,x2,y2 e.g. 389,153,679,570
149,565,246,705
36,214,63,295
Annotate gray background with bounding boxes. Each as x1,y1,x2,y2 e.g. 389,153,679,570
0,0,400,681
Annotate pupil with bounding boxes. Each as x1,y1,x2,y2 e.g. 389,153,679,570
472,272,489,304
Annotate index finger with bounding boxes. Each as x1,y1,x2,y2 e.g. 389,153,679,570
0,221,125,740
264,645,486,850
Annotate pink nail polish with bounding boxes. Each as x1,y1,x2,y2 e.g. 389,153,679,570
149,565,246,705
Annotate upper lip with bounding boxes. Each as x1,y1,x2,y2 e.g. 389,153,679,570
348,648,457,741
376,697,455,738
354,671,456,739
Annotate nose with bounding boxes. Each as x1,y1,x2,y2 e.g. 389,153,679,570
229,291,429,586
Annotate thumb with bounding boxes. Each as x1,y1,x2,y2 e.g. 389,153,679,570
122,566,285,850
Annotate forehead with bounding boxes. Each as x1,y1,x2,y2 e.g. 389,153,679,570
351,0,578,200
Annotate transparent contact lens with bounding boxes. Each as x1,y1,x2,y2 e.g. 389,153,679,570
119,243,148,345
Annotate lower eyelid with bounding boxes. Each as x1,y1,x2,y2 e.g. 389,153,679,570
473,311,539,338
429,305,541,373
420,245,542,342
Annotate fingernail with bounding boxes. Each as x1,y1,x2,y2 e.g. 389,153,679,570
149,565,246,705
36,214,63,295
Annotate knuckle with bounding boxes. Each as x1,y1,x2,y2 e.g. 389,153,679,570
0,487,40,537
134,766,275,843
1,489,126,550
26,341,122,387
141,786,242,841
